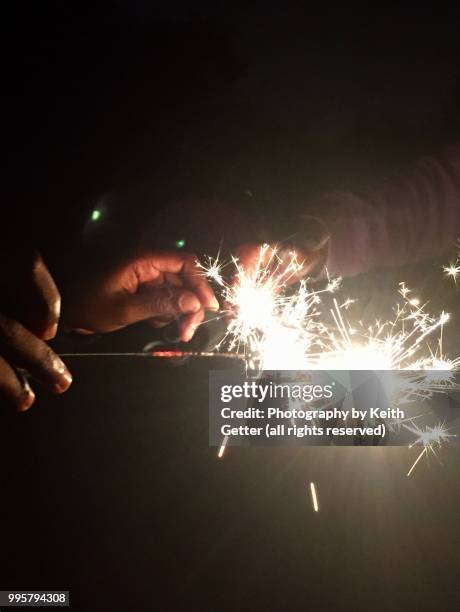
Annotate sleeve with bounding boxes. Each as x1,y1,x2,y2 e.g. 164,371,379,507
307,143,460,278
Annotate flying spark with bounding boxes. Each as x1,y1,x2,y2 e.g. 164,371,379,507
218,435,229,459
309,482,320,512
404,421,456,476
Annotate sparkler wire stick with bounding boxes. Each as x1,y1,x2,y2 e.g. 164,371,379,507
58,351,243,360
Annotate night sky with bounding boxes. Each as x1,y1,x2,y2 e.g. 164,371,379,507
2,3,460,610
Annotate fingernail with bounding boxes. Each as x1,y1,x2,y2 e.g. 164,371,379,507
53,356,67,374
209,297,220,311
44,323,57,340
182,326,196,342
52,358,72,393
178,293,200,313
19,383,35,412
55,370,72,393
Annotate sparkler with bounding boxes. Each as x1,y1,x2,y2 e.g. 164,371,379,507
199,244,341,370
200,248,457,375
62,245,460,474
59,351,241,359
200,245,460,464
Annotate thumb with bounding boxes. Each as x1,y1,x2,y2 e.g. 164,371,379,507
120,287,202,326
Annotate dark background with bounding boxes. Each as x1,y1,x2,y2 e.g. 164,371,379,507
5,2,460,252
2,2,460,610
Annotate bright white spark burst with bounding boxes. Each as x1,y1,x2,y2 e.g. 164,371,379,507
200,247,456,374
404,421,456,476
443,259,460,285
199,245,459,465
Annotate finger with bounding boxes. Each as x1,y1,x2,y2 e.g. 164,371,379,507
233,243,323,288
233,243,264,276
17,251,61,340
130,251,219,311
120,287,202,327
276,247,328,285
179,307,205,343
31,251,61,339
0,314,72,394
179,257,219,311
231,243,278,289
0,356,35,412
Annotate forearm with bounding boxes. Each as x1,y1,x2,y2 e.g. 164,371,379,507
309,144,460,278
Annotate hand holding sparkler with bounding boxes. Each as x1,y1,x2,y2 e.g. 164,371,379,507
62,250,220,342
232,216,330,286
0,247,221,412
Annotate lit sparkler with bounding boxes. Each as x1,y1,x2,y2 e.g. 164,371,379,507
200,245,460,463
62,246,460,473
200,245,342,370
200,247,457,377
